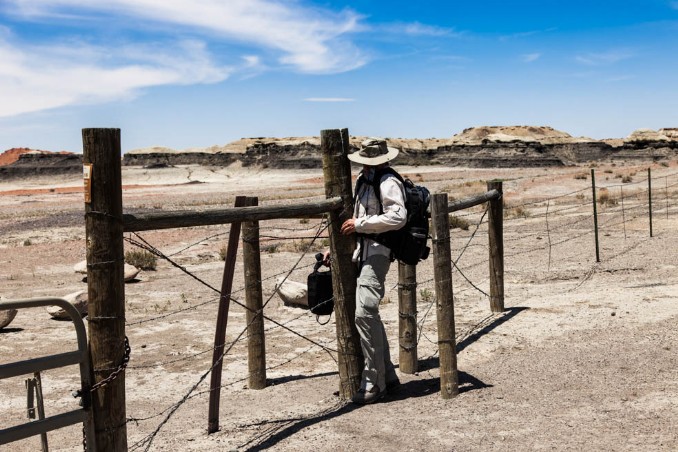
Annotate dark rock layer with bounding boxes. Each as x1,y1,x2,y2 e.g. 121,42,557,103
2,139,677,180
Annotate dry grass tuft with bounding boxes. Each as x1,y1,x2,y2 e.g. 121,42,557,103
597,188,618,206
125,250,157,270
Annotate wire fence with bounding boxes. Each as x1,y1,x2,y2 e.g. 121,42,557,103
4,166,677,451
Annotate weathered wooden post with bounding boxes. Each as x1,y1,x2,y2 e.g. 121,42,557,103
431,193,459,399
591,169,601,262
397,262,418,373
208,196,247,434
320,128,362,399
83,128,126,451
487,180,504,312
243,196,266,389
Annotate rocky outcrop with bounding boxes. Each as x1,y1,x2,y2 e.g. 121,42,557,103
3,127,677,176
121,127,678,169
0,150,82,179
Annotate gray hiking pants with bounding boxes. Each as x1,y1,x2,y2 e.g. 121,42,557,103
355,254,398,391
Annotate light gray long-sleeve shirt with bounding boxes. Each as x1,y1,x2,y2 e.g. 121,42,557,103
352,170,407,262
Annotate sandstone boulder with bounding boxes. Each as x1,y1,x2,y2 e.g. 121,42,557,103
275,277,309,308
0,296,18,329
47,290,88,320
75,260,140,282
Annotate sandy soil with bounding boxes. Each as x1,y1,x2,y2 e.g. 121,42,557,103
1,160,677,451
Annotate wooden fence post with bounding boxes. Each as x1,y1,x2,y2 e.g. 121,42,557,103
208,196,247,434
243,196,266,389
83,128,126,451
320,128,362,399
487,180,505,313
431,193,459,399
397,262,418,374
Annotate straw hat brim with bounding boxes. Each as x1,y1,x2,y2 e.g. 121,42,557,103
347,146,399,165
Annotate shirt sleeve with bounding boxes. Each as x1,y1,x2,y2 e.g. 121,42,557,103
354,175,407,234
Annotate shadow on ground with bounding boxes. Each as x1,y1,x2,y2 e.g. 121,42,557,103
240,306,527,450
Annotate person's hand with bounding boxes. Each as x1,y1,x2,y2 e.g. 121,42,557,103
322,250,331,267
340,218,356,235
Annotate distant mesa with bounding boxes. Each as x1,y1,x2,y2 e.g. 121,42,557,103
627,128,678,142
0,147,82,178
2,126,677,177
448,125,593,145
0,147,75,166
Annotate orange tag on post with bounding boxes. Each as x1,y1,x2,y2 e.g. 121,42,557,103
83,164,93,203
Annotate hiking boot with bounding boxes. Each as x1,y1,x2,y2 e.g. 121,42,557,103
351,386,384,405
385,378,401,394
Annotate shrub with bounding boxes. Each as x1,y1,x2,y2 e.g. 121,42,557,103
23,239,32,246
262,243,280,253
299,218,310,224
419,288,433,304
597,189,618,206
574,172,588,180
449,215,470,230
505,205,530,219
125,250,157,270
622,175,633,183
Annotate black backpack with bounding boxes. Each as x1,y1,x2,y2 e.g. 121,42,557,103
354,168,431,265
307,253,334,316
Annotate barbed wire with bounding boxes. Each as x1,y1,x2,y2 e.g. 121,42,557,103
115,170,678,449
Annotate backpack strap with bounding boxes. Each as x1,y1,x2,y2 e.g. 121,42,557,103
355,167,404,215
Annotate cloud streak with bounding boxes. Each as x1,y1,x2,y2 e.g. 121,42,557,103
0,37,231,117
522,53,541,63
575,50,633,65
4,0,366,74
304,98,355,102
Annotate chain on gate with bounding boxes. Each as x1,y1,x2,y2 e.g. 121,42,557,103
73,336,131,451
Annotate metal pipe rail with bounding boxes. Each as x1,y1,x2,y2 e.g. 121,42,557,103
122,196,343,232
0,297,95,450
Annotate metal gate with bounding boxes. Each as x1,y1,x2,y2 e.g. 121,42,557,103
0,297,96,450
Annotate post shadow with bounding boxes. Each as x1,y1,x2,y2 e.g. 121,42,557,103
241,402,360,451
0,327,23,334
267,370,338,386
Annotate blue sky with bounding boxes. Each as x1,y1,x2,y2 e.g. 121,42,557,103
1,0,677,153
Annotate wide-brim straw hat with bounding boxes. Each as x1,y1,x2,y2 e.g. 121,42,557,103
347,137,399,165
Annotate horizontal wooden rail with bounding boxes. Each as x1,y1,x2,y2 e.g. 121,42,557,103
123,197,343,232
448,189,501,213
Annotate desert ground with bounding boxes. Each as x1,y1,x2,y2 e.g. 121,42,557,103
1,159,677,451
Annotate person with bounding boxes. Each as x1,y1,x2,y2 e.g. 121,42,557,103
323,137,407,404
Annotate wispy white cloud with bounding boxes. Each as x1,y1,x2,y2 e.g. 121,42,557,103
575,50,633,65
304,98,355,102
4,0,366,74
401,22,458,37
499,28,557,42
0,37,231,117
521,53,541,63
377,21,462,37
606,75,635,82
